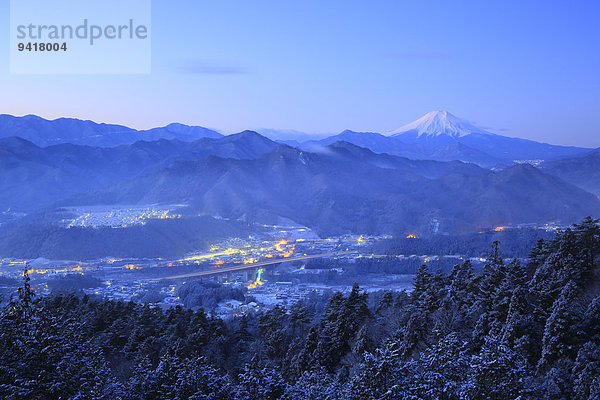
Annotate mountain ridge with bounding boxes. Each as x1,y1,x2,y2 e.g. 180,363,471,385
0,114,223,147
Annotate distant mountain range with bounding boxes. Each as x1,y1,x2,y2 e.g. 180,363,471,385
1,111,592,164
301,111,591,166
0,114,222,147
0,111,598,253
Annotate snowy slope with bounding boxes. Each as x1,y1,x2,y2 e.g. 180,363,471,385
389,110,492,138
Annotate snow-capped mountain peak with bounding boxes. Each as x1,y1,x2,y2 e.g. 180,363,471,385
390,110,492,138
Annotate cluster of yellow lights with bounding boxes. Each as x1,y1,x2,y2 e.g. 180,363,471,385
180,247,239,262
123,264,141,270
275,239,288,252
25,265,84,275
178,237,297,280
406,234,417,239
494,226,507,232
156,211,182,220
275,239,295,258
26,269,46,275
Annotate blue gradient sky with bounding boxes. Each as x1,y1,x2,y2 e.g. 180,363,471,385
0,1,599,146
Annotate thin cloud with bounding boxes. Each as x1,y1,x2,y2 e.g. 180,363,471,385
480,125,510,133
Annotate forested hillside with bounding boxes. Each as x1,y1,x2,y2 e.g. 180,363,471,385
1,217,599,399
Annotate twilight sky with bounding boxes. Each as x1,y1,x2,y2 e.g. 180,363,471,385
0,0,599,146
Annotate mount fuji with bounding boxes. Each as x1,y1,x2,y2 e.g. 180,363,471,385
390,110,491,140
389,111,591,162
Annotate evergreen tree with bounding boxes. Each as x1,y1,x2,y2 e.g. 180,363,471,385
238,356,287,400
283,369,343,400
413,333,470,400
465,335,537,399
539,281,580,370
572,342,600,400
412,264,433,312
448,260,474,311
290,302,311,337
500,286,539,361
376,291,394,312
259,304,289,363
478,241,506,307
580,296,600,341
348,340,408,400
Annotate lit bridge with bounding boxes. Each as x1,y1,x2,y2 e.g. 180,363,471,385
158,251,357,281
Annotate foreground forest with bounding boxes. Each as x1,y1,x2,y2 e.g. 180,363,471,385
1,218,599,399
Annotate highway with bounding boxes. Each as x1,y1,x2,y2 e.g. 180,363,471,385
158,251,357,280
